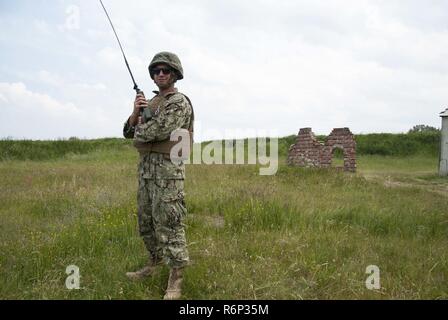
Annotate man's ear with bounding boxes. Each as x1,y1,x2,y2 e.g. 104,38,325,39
171,72,178,84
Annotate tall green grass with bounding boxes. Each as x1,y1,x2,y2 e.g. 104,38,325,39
1,131,440,162
0,137,447,299
355,132,440,157
0,138,133,161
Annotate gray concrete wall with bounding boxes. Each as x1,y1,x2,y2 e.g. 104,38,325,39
440,116,448,176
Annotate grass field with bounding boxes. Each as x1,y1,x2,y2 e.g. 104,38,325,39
0,142,447,299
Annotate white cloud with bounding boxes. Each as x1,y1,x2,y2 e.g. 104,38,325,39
1,0,448,140
0,82,79,114
38,70,65,87
33,19,51,35
0,93,7,103
0,82,116,139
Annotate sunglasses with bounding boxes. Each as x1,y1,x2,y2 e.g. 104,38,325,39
151,67,172,76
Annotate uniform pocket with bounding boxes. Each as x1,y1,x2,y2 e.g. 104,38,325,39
155,156,185,180
158,180,187,227
138,154,155,179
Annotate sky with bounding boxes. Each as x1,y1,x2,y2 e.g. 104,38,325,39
1,0,448,141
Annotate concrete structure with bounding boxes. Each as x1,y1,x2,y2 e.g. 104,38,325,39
440,108,448,177
288,127,356,172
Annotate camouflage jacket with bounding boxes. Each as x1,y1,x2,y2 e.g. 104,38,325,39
123,89,193,180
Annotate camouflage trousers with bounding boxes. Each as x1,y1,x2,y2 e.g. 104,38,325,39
137,176,189,269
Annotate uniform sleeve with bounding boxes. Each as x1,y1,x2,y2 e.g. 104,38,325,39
134,97,192,142
123,117,135,139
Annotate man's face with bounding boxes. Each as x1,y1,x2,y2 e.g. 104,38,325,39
151,63,174,89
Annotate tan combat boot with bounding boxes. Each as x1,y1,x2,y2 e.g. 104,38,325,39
126,259,161,280
163,267,184,300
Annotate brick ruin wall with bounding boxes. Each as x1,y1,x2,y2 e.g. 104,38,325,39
287,127,356,172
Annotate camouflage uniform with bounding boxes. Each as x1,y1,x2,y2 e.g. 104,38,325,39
123,89,192,269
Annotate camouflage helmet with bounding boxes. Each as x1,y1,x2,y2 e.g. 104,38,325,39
148,51,184,80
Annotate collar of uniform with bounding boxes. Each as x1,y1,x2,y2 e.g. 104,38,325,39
152,88,178,98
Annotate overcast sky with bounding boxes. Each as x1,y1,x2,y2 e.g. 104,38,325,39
1,0,447,141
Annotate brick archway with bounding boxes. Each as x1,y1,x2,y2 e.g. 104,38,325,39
287,127,356,172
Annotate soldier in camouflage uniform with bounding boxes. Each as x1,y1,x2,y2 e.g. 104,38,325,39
123,52,193,300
